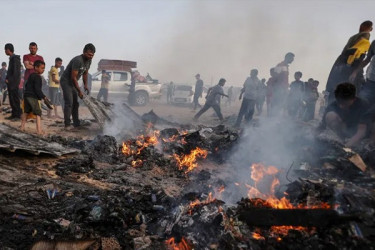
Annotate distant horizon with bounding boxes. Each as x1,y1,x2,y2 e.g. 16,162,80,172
1,0,375,91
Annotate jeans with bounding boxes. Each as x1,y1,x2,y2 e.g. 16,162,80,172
193,94,201,110
8,88,21,118
256,96,265,115
235,98,255,126
97,88,108,102
194,102,223,120
61,80,80,127
302,101,316,122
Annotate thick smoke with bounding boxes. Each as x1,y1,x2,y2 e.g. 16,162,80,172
102,101,137,138
218,116,311,204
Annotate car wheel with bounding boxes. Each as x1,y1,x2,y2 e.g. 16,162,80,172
134,91,149,106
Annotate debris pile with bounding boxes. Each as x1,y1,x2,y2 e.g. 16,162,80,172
0,120,374,249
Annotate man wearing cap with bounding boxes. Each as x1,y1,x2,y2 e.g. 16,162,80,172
193,73,204,110
194,78,228,122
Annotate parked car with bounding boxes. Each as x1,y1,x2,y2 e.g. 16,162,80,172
90,59,162,106
171,84,194,104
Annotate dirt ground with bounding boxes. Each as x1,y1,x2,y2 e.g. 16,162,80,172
0,98,244,138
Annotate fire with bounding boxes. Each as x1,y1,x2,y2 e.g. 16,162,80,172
187,192,217,215
121,130,160,158
247,163,332,241
247,163,331,210
252,232,265,240
162,134,179,143
165,237,192,250
121,142,135,156
173,147,208,173
131,159,143,168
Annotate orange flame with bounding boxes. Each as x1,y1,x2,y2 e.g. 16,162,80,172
121,130,160,158
173,147,208,173
131,159,143,168
252,232,265,240
165,237,192,250
247,163,332,240
188,192,216,214
247,163,331,210
121,142,135,156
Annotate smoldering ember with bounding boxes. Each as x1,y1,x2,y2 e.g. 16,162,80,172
1,1,375,250
0,93,374,250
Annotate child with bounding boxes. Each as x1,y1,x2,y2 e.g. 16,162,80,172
20,60,51,135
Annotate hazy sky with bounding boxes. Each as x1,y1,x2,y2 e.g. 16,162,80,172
1,0,374,90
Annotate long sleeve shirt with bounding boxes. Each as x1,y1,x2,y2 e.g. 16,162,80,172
6,54,21,90
23,73,46,100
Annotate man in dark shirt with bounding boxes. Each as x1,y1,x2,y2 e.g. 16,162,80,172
4,43,22,120
302,80,320,121
60,43,95,129
194,78,228,122
193,73,203,110
323,82,370,147
287,71,304,118
21,60,50,134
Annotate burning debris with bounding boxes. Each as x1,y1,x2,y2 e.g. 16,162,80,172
173,147,208,173
0,117,375,249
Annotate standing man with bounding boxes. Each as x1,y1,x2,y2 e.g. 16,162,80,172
23,42,44,83
350,39,375,106
235,69,260,127
60,43,95,129
271,52,295,116
4,43,21,120
256,78,267,115
0,62,7,104
302,80,320,121
287,71,304,118
194,78,228,122
326,21,373,104
97,70,110,102
48,57,63,118
166,81,174,104
193,73,203,110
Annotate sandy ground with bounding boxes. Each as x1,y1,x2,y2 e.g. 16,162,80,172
0,98,245,138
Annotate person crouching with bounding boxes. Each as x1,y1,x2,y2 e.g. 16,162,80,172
323,82,371,147
21,60,51,135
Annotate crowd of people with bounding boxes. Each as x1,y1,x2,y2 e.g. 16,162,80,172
1,20,375,148
1,42,95,134
191,52,322,127
189,20,375,148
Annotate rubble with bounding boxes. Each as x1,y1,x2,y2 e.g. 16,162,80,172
0,118,375,249
0,123,80,156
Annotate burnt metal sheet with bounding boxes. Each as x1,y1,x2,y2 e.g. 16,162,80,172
0,123,80,157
